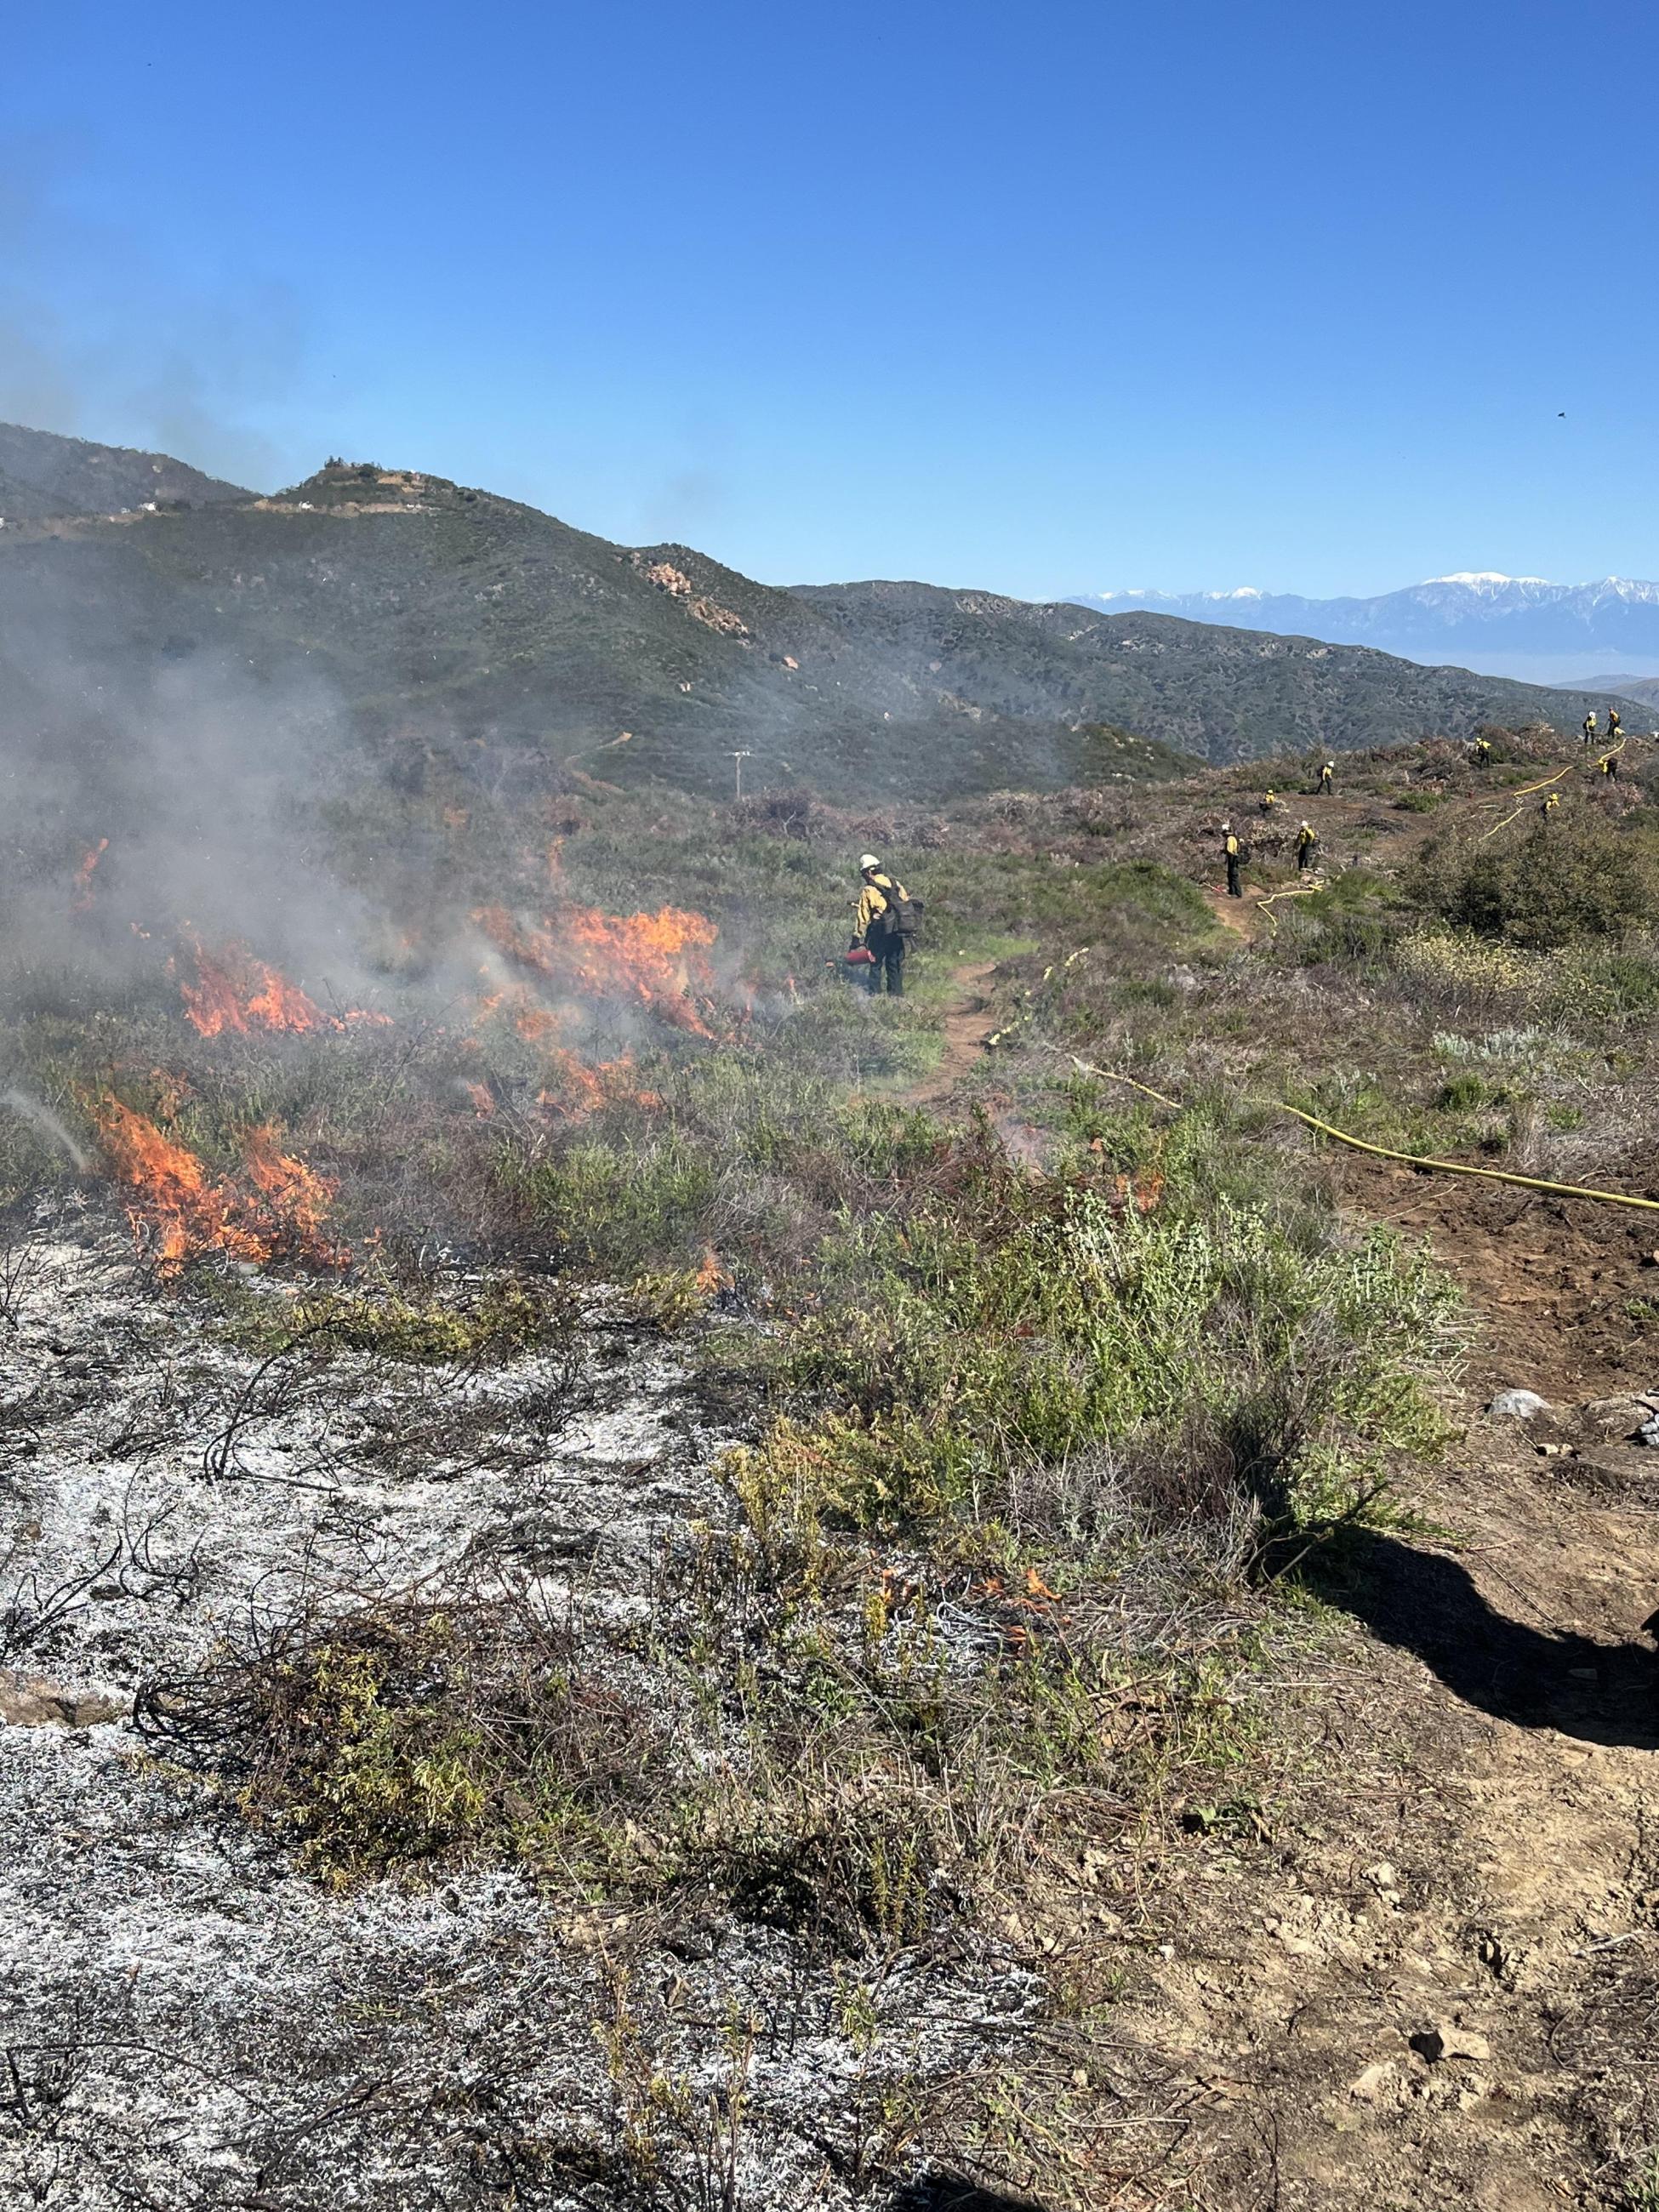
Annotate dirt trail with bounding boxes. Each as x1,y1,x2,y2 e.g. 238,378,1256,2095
1136,772,1659,2205
1103,1109,1659,2207
894,785,1658,2203
1202,883,1269,939
904,956,999,1104
1134,1384,1659,2209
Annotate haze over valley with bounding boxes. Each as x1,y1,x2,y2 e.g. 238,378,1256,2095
0,425,1641,836
1072,573,1659,689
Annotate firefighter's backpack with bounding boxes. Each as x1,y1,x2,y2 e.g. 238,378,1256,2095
889,885,924,939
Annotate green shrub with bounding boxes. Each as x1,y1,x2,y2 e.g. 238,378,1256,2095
1273,869,1406,967
492,1135,718,1269
741,1136,1460,1540
1411,814,1653,949
219,1279,565,1362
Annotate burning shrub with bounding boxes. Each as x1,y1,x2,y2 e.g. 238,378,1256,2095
93,1097,344,1277
473,901,719,1035
175,938,390,1038
179,940,328,1038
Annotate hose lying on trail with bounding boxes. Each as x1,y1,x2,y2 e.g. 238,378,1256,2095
1049,743,1657,1212
1062,1053,1659,1217
1253,884,1321,926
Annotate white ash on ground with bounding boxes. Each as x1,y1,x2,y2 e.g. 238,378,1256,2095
0,1211,1039,2209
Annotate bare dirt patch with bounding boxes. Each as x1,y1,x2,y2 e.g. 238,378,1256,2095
904,958,1000,1105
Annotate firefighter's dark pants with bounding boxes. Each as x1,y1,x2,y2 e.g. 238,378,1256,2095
1297,846,1313,874
864,931,905,995
1225,856,1241,898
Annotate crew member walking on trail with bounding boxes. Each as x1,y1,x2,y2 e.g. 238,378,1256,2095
1542,790,1562,817
1583,711,1598,747
1473,733,1492,766
1260,789,1278,816
1599,751,1619,781
1319,759,1334,793
851,853,912,996
1296,819,1319,874
1223,822,1242,898
1609,707,1622,741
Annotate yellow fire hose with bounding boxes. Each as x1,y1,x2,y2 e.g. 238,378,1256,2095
1052,738,1656,1212
1253,884,1322,926
1063,1053,1659,1217
1474,738,1625,841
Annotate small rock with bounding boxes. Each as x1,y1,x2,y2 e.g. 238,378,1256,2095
0,1671,126,1728
1363,1861,1399,1891
1488,1389,1549,1419
1349,2061,1396,2103
1582,1395,1656,1436
1265,1918,1317,1957
664,1927,717,1964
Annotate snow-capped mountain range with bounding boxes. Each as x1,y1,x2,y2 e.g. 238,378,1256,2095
1067,576,1659,687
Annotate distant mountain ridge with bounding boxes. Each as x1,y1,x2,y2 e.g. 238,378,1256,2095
1070,573,1659,683
0,424,1639,809
1558,672,1659,709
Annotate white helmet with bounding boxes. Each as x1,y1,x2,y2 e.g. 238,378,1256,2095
858,852,881,871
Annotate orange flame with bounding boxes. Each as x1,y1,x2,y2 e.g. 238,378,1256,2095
472,903,717,1035
177,940,390,1039
180,942,325,1038
1111,1167,1165,1216
94,1097,342,1277
241,1125,341,1264
72,839,109,913
534,1052,662,1120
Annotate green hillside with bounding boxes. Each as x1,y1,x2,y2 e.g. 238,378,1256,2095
0,420,248,522
795,580,1636,763
0,432,1636,812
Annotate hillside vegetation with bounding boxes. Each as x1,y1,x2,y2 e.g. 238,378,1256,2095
0,419,248,522
0,428,1633,809
3,716,1658,2208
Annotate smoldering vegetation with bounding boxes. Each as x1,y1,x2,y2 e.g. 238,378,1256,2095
33,682,1659,2206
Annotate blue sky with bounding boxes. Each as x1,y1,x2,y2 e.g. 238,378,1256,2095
2,0,1655,598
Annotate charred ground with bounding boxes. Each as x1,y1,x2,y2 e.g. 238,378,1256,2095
1,721,1657,2207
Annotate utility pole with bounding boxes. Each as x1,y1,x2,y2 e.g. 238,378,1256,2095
730,749,752,801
